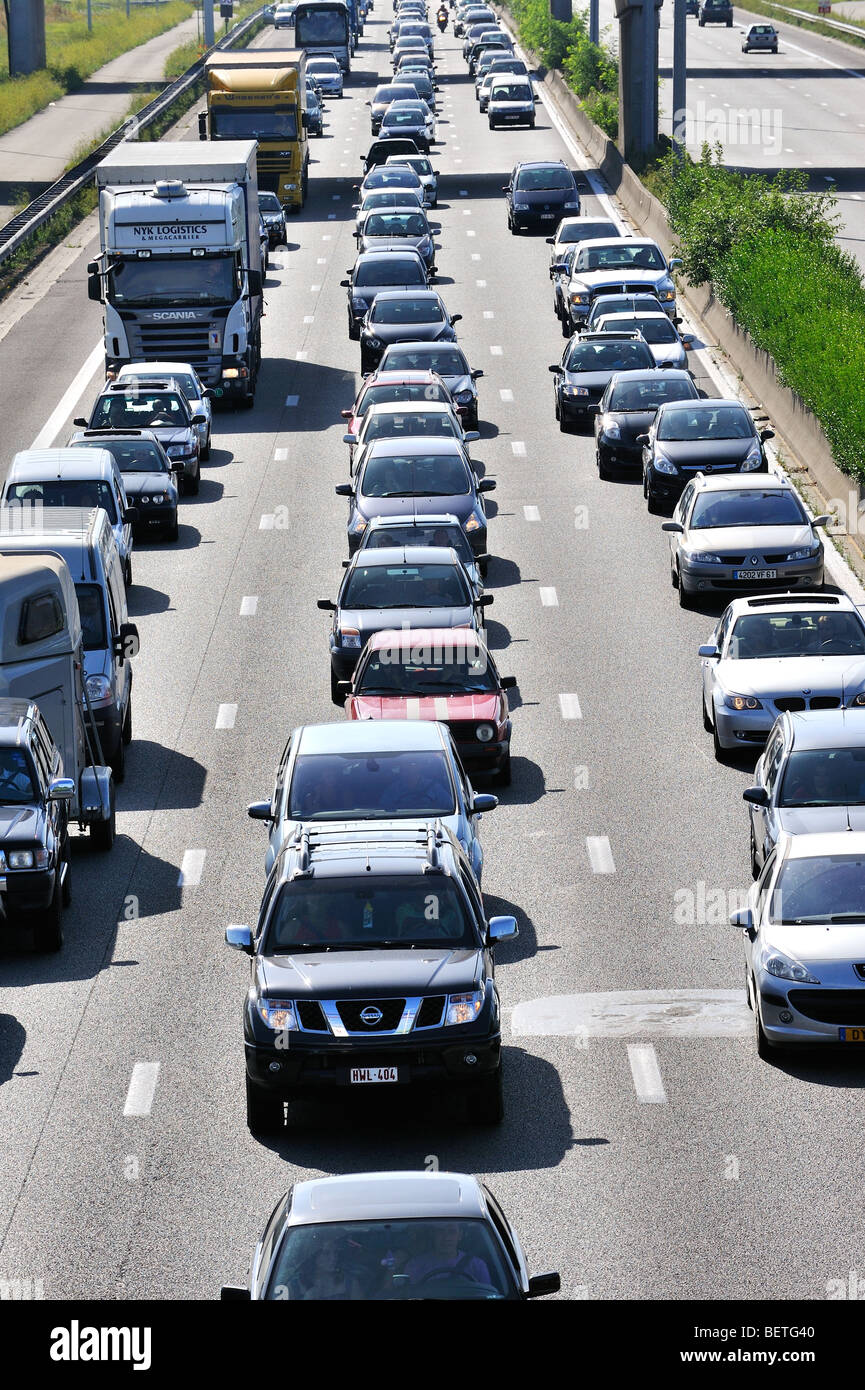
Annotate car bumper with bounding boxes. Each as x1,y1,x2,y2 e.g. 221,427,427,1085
756,978,865,1045
713,701,775,749
559,392,600,423
329,644,362,678
511,208,571,230
597,438,643,469
455,737,509,773
680,557,824,596
245,1030,501,1095
133,503,176,534
0,868,57,919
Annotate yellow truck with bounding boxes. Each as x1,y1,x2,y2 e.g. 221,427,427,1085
200,50,309,211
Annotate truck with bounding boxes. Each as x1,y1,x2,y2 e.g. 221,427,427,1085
199,49,309,212
293,1,352,72
0,553,118,852
87,142,263,408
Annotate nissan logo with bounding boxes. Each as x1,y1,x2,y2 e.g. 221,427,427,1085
360,1006,383,1026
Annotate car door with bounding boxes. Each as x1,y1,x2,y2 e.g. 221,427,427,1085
671,481,696,568
702,605,731,711
757,728,786,865
451,743,482,879
746,848,777,981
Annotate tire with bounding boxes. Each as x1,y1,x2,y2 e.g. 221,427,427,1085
331,668,344,705
597,451,611,480
241,391,255,411
702,691,713,732
61,839,72,907
529,119,535,128
122,698,132,746
488,119,495,129
755,997,773,1060
498,752,512,786
201,432,211,462
554,394,560,422
478,555,489,578
166,513,179,542
246,1077,285,1135
90,782,116,853
670,558,679,587
644,472,662,514
713,720,730,764
726,16,732,24
33,879,63,954
110,729,126,784
469,1069,504,1125
348,315,360,341
750,824,761,880
187,463,200,495
124,556,132,589
677,569,693,608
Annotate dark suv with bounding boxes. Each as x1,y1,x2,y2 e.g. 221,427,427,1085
226,823,518,1134
0,699,74,952
505,160,581,234
698,0,733,23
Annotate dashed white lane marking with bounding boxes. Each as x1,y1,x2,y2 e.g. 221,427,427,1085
310,285,321,292
558,692,582,719
304,315,315,324
462,208,471,215
471,253,480,259
296,350,308,360
216,703,237,730
501,389,514,403
483,310,494,319
511,440,525,455
240,596,258,616
523,504,539,520
31,340,103,449
285,395,299,407
628,1045,667,1104
259,514,275,530
490,345,502,355
476,278,486,287
511,990,752,1038
466,229,476,236
274,448,288,461
178,850,206,888
322,234,332,240
586,835,615,874
123,1063,160,1118
539,587,558,606
317,257,327,264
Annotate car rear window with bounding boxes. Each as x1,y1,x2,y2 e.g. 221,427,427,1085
288,750,455,820
381,346,468,376
371,297,443,323
343,562,469,607
361,453,470,497
355,259,426,287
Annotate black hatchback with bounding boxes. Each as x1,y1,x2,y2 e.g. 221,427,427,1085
594,369,700,477
505,160,581,234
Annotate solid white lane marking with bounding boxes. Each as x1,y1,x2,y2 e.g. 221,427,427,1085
471,253,480,260
628,1045,667,1104
259,514,275,530
586,835,615,874
558,692,581,719
178,850,206,888
511,440,526,456
216,703,237,730
462,208,471,215
274,448,288,461
501,389,514,403
31,340,103,449
285,395,299,407
523,504,539,520
490,345,502,355
511,991,752,1038
539,587,558,606
317,257,327,264
123,1063,160,1118
310,285,321,292
240,596,258,616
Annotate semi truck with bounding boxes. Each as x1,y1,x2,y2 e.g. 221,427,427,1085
199,49,309,211
87,142,263,408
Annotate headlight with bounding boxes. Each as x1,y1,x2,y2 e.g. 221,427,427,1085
688,551,723,564
513,196,529,207
351,297,368,312
256,997,299,1030
167,444,195,458
476,723,495,742
7,849,49,869
563,200,580,209
785,544,820,561
724,694,763,711
658,284,676,302
454,390,473,404
601,419,620,439
569,288,589,304
741,443,763,472
762,950,819,985
445,989,484,1025
464,514,482,532
84,675,112,702
652,448,677,475
849,692,865,708
148,492,167,505
562,385,589,397
349,516,367,535
340,627,362,648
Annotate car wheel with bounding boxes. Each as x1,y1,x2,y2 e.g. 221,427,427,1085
201,432,211,462
488,119,495,129
109,731,125,786
677,568,693,608
188,463,201,495
702,689,713,732
645,478,662,515
713,720,730,764
754,996,774,1060
470,1069,504,1125
166,513,179,542
596,451,610,480
561,314,571,339
33,879,63,954
124,556,132,589
246,1077,285,1135
670,557,679,587
559,409,570,433
750,824,761,880
122,698,132,747
90,782,116,852
498,752,512,787
726,16,732,24
478,555,489,578
348,315,360,341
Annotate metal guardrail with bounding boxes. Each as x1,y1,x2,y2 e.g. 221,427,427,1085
0,5,268,269
763,1,865,38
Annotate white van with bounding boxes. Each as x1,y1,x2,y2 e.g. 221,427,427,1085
1,448,136,587
0,506,138,782
487,76,535,129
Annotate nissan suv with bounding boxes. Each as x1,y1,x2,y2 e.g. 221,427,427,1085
226,823,518,1134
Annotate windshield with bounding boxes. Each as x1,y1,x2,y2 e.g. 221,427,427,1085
560,221,616,244
264,876,476,950
366,168,422,190
515,167,573,191
288,749,454,820
780,749,865,808
265,1218,516,1301
79,440,168,473
371,298,443,323
361,453,470,497
603,316,677,344
358,383,447,413
342,562,469,607
364,523,472,562
363,192,422,213
381,346,468,376
658,405,754,441
109,255,236,307
365,213,428,237
0,747,37,804
607,378,695,411
76,583,108,652
358,645,495,694
389,157,432,176
363,412,457,442
259,193,282,212
211,108,298,140
727,611,865,660
491,82,531,100
90,391,189,431
575,243,666,272
122,372,198,401
565,340,653,372
5,479,118,522
295,8,349,46
589,296,663,322
772,855,865,924
690,490,806,529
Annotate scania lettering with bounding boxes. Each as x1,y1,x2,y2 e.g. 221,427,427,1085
293,1,352,73
87,142,263,407
200,50,310,211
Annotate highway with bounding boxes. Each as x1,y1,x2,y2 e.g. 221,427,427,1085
0,6,862,1303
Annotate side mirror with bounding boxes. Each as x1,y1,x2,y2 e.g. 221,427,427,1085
247,800,273,821
479,593,494,607
545,236,555,244
340,278,350,287
478,478,496,493
87,273,102,303
191,412,207,425
317,598,337,610
224,925,254,954
669,257,683,270
73,417,88,428
122,507,139,524
730,908,755,935
698,643,719,659
246,269,262,295
549,364,564,375
48,777,75,801
86,260,99,276
342,433,354,444
587,404,600,414
487,915,518,944
635,434,649,446
340,409,352,419
471,369,484,380
471,793,498,814
743,786,769,807
661,521,684,534
527,1272,561,1298
198,111,207,139
500,675,517,690
812,514,831,528
335,483,353,497
450,313,463,324
220,1285,251,1300
337,680,351,694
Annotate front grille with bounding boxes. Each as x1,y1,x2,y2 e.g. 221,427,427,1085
336,999,406,1031
682,463,738,473
788,989,865,1025
810,696,841,710
297,1000,328,1031
591,283,654,299
772,696,840,712
719,553,746,565
416,995,446,1028
775,697,806,712
763,552,791,564
125,319,221,384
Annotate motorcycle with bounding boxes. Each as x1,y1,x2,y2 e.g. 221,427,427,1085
437,8,448,30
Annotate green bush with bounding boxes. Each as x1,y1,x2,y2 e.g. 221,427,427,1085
506,0,617,123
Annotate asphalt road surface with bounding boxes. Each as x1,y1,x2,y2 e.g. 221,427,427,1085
0,8,861,1304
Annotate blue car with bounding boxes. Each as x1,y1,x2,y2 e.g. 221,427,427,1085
247,720,497,883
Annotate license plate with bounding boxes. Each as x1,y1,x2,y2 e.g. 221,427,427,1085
839,1028,865,1042
540,213,555,219
734,569,777,580
350,1066,399,1083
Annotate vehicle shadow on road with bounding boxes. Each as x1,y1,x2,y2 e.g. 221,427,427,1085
0,1014,26,1087
126,584,172,617
485,556,521,588
117,741,207,812
481,892,538,965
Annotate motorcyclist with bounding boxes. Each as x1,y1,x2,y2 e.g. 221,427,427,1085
437,5,448,30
